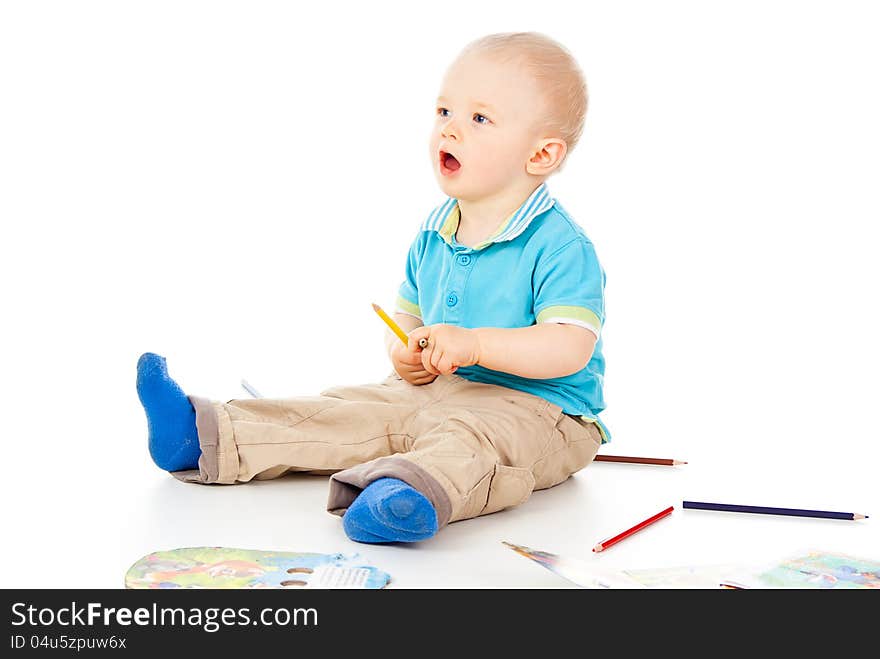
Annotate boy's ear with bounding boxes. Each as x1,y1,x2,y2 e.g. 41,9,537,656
526,138,567,176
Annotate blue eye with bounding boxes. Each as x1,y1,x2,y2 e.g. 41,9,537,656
437,107,450,118
473,113,490,125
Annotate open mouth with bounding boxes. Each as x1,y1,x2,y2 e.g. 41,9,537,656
439,150,461,176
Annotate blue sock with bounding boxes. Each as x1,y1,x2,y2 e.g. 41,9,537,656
343,478,438,543
136,352,201,472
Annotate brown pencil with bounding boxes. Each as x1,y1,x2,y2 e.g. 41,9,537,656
593,455,687,466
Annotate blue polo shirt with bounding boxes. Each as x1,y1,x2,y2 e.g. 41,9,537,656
395,183,611,443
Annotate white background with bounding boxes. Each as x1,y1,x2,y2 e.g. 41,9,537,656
1,1,878,588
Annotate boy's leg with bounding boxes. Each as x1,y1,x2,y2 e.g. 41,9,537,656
167,370,462,486
137,353,452,542
327,375,602,529
137,355,596,540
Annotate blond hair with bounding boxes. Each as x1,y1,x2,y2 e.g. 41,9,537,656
458,32,588,163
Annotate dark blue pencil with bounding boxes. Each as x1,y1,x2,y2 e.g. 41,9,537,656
682,500,868,520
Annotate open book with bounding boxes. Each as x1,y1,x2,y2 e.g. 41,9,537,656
503,542,738,589
719,549,880,589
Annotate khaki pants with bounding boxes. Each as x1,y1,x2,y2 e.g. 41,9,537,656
173,372,602,529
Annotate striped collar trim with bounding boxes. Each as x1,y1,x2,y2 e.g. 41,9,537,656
420,183,555,249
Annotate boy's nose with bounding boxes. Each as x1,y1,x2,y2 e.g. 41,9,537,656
440,119,459,140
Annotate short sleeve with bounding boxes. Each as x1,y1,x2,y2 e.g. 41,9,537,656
395,231,425,320
533,239,605,337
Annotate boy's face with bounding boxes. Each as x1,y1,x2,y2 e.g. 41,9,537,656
430,52,546,202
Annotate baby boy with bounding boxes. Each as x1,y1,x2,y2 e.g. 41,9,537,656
137,32,610,544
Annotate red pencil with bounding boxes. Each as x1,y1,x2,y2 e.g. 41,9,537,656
592,505,674,553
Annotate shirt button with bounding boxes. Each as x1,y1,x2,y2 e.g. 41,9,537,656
446,293,458,307
457,254,471,266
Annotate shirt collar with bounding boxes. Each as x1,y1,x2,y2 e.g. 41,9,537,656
420,183,555,250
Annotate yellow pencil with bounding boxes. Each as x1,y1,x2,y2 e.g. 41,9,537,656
372,303,427,348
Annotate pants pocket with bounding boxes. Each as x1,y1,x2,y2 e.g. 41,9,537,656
561,414,603,445
481,463,536,515
560,415,602,471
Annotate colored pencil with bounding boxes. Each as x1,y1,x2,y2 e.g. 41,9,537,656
682,500,868,521
372,303,428,348
594,455,687,466
592,505,674,553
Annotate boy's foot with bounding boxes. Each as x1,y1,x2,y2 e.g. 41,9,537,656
136,352,201,472
343,477,438,543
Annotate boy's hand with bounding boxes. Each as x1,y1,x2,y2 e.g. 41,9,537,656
408,324,481,376
390,341,438,386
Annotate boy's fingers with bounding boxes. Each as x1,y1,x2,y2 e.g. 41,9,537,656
430,348,445,372
408,327,431,348
395,346,422,365
405,363,424,374
421,347,439,375
419,370,438,383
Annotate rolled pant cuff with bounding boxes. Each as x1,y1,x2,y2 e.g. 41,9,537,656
171,396,239,484
327,456,453,528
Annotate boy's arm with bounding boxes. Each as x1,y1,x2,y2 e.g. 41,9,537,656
473,324,595,379
384,313,424,360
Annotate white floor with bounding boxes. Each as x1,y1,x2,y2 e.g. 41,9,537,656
111,456,879,589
